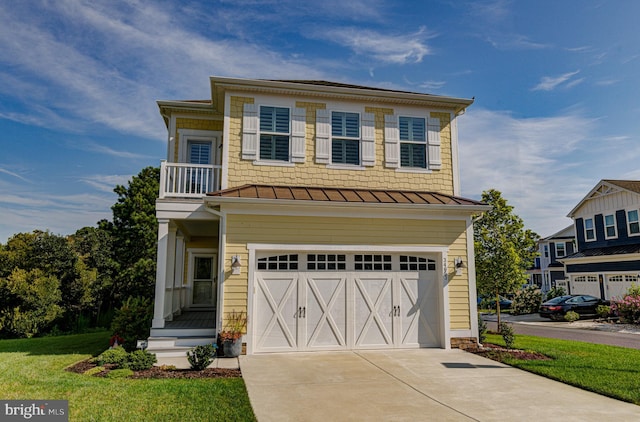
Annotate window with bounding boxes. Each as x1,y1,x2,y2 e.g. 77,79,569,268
604,214,617,238
257,254,298,271
555,242,566,258
543,245,549,258
259,106,290,161
188,141,211,165
354,254,392,271
584,218,595,241
628,210,640,235
400,256,436,271
399,117,426,168
307,254,346,271
331,112,360,165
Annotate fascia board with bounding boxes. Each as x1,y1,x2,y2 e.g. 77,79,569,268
560,253,640,265
206,196,489,220
210,76,473,114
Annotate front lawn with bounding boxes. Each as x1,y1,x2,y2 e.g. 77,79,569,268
0,332,256,421
485,333,640,404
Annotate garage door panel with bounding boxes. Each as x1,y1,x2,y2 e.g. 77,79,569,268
354,275,394,348
305,275,348,350
254,274,299,352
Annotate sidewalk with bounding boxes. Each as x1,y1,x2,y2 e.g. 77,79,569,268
482,312,640,335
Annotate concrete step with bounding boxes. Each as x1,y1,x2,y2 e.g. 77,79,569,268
147,336,217,358
150,327,216,337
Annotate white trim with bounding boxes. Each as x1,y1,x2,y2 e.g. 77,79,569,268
221,93,231,189
450,112,461,196
395,168,432,174
604,213,618,240
251,160,296,167
187,248,218,308
465,217,479,345
584,217,596,242
555,242,567,258
326,164,366,171
177,129,220,164
247,244,449,254
626,208,640,237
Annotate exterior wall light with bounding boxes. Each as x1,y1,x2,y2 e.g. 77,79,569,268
231,255,242,275
454,257,465,276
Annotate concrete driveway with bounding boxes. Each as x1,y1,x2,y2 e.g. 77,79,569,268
240,349,640,421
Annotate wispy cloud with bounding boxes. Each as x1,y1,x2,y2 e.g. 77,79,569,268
80,175,133,193
314,26,434,64
532,70,581,91
0,167,31,183
419,80,447,90
73,141,151,160
459,108,598,235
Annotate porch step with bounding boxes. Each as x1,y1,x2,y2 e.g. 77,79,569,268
150,327,216,337
147,336,217,358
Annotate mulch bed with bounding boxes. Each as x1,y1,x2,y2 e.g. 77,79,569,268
467,343,551,362
65,359,242,379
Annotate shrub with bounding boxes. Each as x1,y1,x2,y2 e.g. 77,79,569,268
110,296,153,351
187,344,216,370
545,286,567,301
95,346,129,366
511,286,542,315
499,322,515,349
498,322,515,348
125,350,157,370
477,314,487,344
105,368,134,379
596,305,611,319
564,311,580,322
611,283,640,324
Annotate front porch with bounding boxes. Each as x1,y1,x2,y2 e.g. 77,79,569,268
147,309,217,357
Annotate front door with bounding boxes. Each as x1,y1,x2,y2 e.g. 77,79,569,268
192,255,217,306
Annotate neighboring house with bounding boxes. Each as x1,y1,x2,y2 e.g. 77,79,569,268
561,180,640,300
532,226,575,294
149,76,488,356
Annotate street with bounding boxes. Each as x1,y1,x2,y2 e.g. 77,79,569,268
483,314,640,350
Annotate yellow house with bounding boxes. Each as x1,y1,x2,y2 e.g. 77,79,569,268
149,76,488,356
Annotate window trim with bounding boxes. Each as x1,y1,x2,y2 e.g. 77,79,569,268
627,209,640,237
258,105,291,163
177,129,218,164
604,213,617,239
555,242,566,258
584,217,595,242
398,116,427,169
330,110,361,166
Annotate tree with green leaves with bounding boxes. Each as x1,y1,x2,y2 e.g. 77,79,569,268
474,189,539,328
106,166,160,304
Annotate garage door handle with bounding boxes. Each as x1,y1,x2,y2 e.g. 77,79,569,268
298,306,306,318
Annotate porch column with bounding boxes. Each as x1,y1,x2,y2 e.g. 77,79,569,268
163,224,177,321
152,219,170,329
172,234,185,316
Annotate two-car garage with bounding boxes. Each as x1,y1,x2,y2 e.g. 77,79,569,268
249,251,443,354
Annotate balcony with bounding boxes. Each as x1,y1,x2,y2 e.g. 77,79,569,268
159,161,221,199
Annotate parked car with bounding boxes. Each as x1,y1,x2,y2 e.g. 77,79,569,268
539,295,609,320
477,295,512,310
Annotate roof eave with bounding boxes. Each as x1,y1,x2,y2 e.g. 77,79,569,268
210,76,474,114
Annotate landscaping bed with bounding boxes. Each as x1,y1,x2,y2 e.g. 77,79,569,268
66,358,242,379
468,343,551,362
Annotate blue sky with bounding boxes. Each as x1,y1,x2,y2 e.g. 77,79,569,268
1,0,639,243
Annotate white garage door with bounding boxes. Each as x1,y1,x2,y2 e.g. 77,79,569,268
252,253,440,353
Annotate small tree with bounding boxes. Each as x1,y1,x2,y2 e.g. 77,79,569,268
474,190,539,330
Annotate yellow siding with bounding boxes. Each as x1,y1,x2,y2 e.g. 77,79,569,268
226,96,455,194
222,214,471,330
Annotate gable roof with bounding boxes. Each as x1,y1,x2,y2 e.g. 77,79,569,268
567,179,640,218
206,184,487,211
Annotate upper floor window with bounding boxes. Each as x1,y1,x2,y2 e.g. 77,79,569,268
604,214,617,239
188,141,211,165
331,112,360,165
399,117,427,168
543,244,549,258
259,106,290,161
555,242,566,258
584,218,595,241
628,210,640,236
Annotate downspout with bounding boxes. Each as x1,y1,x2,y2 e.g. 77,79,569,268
206,205,226,333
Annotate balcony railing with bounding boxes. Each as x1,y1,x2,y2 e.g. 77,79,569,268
159,161,221,199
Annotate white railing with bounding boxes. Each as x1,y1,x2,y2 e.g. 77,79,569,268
159,161,222,198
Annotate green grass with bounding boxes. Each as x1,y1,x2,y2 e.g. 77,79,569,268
0,332,256,421
485,333,640,404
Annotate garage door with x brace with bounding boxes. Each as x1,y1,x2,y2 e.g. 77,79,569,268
252,253,440,353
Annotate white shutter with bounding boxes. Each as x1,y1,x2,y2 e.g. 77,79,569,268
242,103,258,160
291,107,306,163
427,117,441,170
361,112,375,167
384,114,399,168
316,109,330,164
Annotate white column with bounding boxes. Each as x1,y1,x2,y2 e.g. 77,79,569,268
152,219,170,328
163,224,177,321
173,234,185,315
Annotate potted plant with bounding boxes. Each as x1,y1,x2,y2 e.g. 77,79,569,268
218,310,247,357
